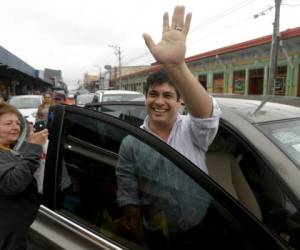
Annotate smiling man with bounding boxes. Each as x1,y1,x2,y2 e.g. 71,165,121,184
116,6,221,249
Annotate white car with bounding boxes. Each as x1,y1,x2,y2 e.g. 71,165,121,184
94,89,144,102
8,95,43,124
75,93,98,107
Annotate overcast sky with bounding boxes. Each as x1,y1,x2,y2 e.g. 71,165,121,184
1,0,299,89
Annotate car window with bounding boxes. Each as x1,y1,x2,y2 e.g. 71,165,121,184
256,119,300,170
207,124,300,249
47,109,287,250
76,94,95,105
103,93,144,102
9,97,41,108
87,102,146,127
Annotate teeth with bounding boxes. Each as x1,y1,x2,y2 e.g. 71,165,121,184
154,108,167,113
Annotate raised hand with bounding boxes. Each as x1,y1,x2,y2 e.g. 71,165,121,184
143,6,192,67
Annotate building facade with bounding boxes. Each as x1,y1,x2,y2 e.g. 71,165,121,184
120,27,300,97
0,46,52,98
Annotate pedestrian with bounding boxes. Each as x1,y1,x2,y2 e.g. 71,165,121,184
35,92,53,126
0,102,48,250
115,6,221,249
53,92,66,105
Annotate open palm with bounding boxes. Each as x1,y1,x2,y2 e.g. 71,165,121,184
143,6,191,67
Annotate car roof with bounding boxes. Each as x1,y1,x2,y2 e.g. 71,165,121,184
96,90,143,95
78,93,95,96
215,96,300,123
10,95,42,99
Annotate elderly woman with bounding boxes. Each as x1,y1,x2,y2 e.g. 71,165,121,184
0,102,48,249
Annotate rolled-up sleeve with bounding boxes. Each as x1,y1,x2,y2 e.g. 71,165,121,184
189,98,221,151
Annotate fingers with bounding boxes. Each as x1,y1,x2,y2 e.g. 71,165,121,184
162,12,169,34
35,129,48,141
171,6,185,30
171,6,178,30
143,33,155,53
182,12,192,36
165,5,191,36
35,129,48,136
28,129,48,146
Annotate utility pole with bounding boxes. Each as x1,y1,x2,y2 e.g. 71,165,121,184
267,0,281,95
109,45,122,89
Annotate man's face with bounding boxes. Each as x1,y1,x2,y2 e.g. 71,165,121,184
54,96,65,104
145,82,181,129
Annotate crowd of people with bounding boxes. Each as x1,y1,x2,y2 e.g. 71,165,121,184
0,5,221,250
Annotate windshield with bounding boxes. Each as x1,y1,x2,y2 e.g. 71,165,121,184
102,93,144,102
9,97,41,109
76,94,94,105
257,119,300,169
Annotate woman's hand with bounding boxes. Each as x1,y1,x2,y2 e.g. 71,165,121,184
28,129,48,146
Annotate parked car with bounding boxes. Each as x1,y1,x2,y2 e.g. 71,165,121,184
8,95,43,124
27,96,300,249
94,89,145,102
75,93,99,107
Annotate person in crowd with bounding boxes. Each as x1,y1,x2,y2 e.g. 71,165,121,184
36,92,53,126
116,5,221,249
53,92,66,105
0,102,48,250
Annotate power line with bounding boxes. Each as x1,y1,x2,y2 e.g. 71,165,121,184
190,0,255,34
281,2,300,6
123,0,277,66
124,0,258,66
253,6,274,18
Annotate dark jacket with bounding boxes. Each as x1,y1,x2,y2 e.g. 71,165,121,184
0,142,42,231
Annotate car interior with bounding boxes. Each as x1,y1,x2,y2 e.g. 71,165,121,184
47,110,300,249
206,126,300,248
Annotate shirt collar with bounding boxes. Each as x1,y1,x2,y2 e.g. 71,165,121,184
140,114,182,135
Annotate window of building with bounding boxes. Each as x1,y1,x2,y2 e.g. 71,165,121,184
233,70,246,94
213,73,224,93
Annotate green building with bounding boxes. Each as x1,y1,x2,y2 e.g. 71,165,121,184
121,26,300,97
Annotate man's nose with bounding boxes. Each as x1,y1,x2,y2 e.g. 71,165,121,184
154,94,164,104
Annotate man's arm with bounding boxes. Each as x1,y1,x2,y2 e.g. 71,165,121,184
143,6,213,118
116,137,148,245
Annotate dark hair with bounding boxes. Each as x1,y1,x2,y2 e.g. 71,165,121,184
144,70,180,100
0,102,22,121
54,92,66,101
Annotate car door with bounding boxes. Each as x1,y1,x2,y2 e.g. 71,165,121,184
29,104,290,250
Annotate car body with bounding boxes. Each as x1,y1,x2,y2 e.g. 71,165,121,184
27,96,300,249
94,89,145,102
8,95,43,124
75,93,99,107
